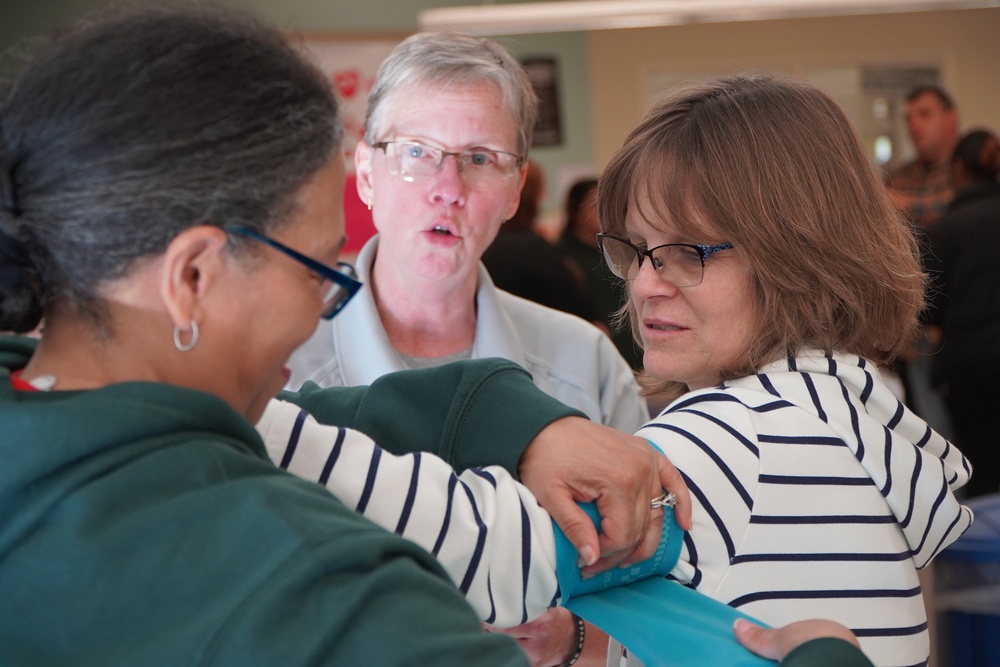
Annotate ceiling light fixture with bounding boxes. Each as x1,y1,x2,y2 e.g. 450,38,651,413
419,0,998,35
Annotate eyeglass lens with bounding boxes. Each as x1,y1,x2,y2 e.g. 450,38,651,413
381,141,520,185
320,263,359,318
601,237,708,287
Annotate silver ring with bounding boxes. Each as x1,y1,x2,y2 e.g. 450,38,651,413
650,491,676,510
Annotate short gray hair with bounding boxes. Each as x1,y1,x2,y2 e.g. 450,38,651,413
0,6,342,332
363,32,537,155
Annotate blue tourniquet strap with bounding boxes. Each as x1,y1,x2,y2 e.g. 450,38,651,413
552,501,774,666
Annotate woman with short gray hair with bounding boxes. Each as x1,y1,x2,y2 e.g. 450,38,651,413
286,32,648,437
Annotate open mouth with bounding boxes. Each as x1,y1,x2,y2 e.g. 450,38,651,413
430,225,454,236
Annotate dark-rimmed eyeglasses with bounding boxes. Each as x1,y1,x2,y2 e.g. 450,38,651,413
372,140,523,186
226,225,362,319
597,233,734,288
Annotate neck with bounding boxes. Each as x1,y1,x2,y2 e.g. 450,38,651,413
370,256,478,358
21,318,118,391
21,311,172,391
925,139,958,167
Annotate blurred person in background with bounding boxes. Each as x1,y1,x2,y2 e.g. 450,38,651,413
923,128,1000,498
482,160,596,322
558,178,643,370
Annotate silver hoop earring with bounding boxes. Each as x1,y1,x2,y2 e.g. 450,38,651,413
173,320,199,352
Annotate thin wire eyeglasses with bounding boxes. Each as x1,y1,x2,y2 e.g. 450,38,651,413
372,140,524,185
596,233,734,288
226,225,362,320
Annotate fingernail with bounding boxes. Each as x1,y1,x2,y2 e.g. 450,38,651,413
579,545,597,567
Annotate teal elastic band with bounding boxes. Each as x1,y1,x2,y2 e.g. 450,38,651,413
552,501,774,667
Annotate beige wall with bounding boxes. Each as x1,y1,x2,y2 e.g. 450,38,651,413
589,7,1000,166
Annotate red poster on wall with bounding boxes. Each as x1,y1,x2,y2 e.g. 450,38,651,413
297,34,403,257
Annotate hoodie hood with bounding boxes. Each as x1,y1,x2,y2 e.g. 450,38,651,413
739,350,972,567
0,336,265,554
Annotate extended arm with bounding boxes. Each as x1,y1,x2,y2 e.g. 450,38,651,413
280,358,580,475
279,357,691,572
258,399,558,627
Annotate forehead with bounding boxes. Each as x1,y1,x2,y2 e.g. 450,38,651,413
281,157,346,255
378,80,518,145
625,175,715,240
908,92,948,115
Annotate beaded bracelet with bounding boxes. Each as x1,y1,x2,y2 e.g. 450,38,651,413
558,613,585,667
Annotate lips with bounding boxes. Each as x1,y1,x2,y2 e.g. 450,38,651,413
643,317,684,332
425,220,459,237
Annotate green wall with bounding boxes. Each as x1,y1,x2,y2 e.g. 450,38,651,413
1,0,594,214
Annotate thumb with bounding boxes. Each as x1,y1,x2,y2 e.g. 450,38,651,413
549,496,599,567
733,618,779,660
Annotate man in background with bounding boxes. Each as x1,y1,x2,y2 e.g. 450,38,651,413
888,84,960,227
885,85,960,439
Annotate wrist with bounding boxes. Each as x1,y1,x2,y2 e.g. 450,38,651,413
558,613,585,667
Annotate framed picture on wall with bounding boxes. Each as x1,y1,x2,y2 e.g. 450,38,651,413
522,57,563,147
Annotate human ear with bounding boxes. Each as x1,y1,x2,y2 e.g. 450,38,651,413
502,162,530,221
354,140,375,207
159,225,230,331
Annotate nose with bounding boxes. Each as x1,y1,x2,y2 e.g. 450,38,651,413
631,255,678,299
429,154,467,206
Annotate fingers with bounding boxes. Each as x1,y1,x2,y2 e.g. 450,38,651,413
518,417,692,573
733,618,781,660
489,608,578,667
733,618,861,661
584,453,655,571
543,488,600,568
654,453,692,530
582,506,663,578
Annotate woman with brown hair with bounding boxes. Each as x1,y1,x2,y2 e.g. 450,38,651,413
595,74,972,667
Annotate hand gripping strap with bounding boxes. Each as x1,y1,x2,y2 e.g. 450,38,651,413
552,503,774,667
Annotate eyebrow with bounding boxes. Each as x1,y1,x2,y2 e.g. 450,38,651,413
391,137,511,153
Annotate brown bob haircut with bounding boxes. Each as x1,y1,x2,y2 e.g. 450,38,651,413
598,74,925,399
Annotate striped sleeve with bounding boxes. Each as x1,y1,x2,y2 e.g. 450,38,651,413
639,390,763,593
256,398,559,628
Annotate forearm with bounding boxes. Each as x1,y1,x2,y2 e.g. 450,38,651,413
279,358,583,476
258,399,559,626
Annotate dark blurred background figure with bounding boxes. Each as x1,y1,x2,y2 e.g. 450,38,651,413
885,85,960,440
922,128,1000,498
482,160,596,322
557,178,643,369
888,84,960,228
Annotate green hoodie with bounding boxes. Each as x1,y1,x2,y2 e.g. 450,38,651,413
0,336,874,667
0,335,571,666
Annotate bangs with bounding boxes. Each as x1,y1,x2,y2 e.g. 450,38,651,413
628,145,719,242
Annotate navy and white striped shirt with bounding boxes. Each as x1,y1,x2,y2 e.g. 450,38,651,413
256,399,559,629
620,350,972,667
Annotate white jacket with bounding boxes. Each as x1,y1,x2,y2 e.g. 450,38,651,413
286,236,648,434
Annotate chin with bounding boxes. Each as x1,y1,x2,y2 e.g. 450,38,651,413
642,358,677,384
